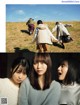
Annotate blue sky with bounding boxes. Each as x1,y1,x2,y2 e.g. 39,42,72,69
6,4,80,22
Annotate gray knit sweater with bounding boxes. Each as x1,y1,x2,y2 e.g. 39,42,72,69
59,83,80,105
18,78,61,105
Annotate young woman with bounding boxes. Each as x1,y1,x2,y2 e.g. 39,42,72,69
0,57,30,105
26,18,35,35
18,53,61,105
57,57,80,105
32,20,59,52
52,22,73,49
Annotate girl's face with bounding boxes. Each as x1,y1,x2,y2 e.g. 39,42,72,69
33,62,47,76
11,65,27,85
57,61,68,81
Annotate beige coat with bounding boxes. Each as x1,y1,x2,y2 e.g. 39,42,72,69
32,24,58,45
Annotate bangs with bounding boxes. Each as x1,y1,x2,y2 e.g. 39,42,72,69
59,60,68,66
12,65,26,74
61,61,68,66
12,65,19,73
16,68,26,74
33,54,48,65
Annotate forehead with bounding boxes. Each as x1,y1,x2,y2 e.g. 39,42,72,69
61,61,68,66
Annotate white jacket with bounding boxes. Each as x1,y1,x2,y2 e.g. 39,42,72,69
32,24,58,45
52,23,70,36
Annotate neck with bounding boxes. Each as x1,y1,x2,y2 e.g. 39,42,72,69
38,75,45,90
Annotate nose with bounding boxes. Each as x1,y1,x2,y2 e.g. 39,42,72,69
18,73,23,79
37,62,41,68
57,66,61,71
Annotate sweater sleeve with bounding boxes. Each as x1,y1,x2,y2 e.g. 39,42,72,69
54,82,61,105
42,81,61,105
49,82,61,105
47,26,58,42
18,79,30,105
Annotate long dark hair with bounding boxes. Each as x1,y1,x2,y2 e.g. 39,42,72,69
29,53,52,90
10,57,30,77
58,57,80,85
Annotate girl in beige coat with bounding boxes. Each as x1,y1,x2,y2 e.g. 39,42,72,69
32,20,59,52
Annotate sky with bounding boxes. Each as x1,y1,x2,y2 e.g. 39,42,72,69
6,4,80,22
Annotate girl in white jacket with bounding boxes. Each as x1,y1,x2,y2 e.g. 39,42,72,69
52,22,73,44
32,20,59,52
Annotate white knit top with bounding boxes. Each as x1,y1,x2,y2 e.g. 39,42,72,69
0,78,19,105
59,82,80,105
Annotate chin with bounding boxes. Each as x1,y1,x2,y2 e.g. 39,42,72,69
17,81,22,84
38,73,44,76
59,77,63,81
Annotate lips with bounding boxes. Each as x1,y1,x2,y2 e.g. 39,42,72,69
58,72,62,76
17,79,22,83
37,70,43,72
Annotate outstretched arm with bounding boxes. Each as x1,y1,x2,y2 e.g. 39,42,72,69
47,26,59,42
52,25,57,33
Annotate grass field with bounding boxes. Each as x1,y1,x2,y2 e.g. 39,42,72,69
6,21,80,52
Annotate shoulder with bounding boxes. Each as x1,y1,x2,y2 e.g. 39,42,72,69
51,80,61,89
20,78,30,94
21,78,30,86
37,24,47,29
0,78,10,89
60,83,80,94
44,24,48,28
48,81,61,96
23,77,30,83
0,78,9,83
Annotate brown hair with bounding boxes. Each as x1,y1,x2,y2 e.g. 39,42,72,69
29,53,52,90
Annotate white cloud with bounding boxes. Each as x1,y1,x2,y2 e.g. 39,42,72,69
16,10,25,15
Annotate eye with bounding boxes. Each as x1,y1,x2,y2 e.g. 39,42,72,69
61,64,65,68
40,62,44,64
16,70,21,73
33,63,37,65
16,69,22,73
22,71,26,74
16,70,26,75
33,61,38,64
